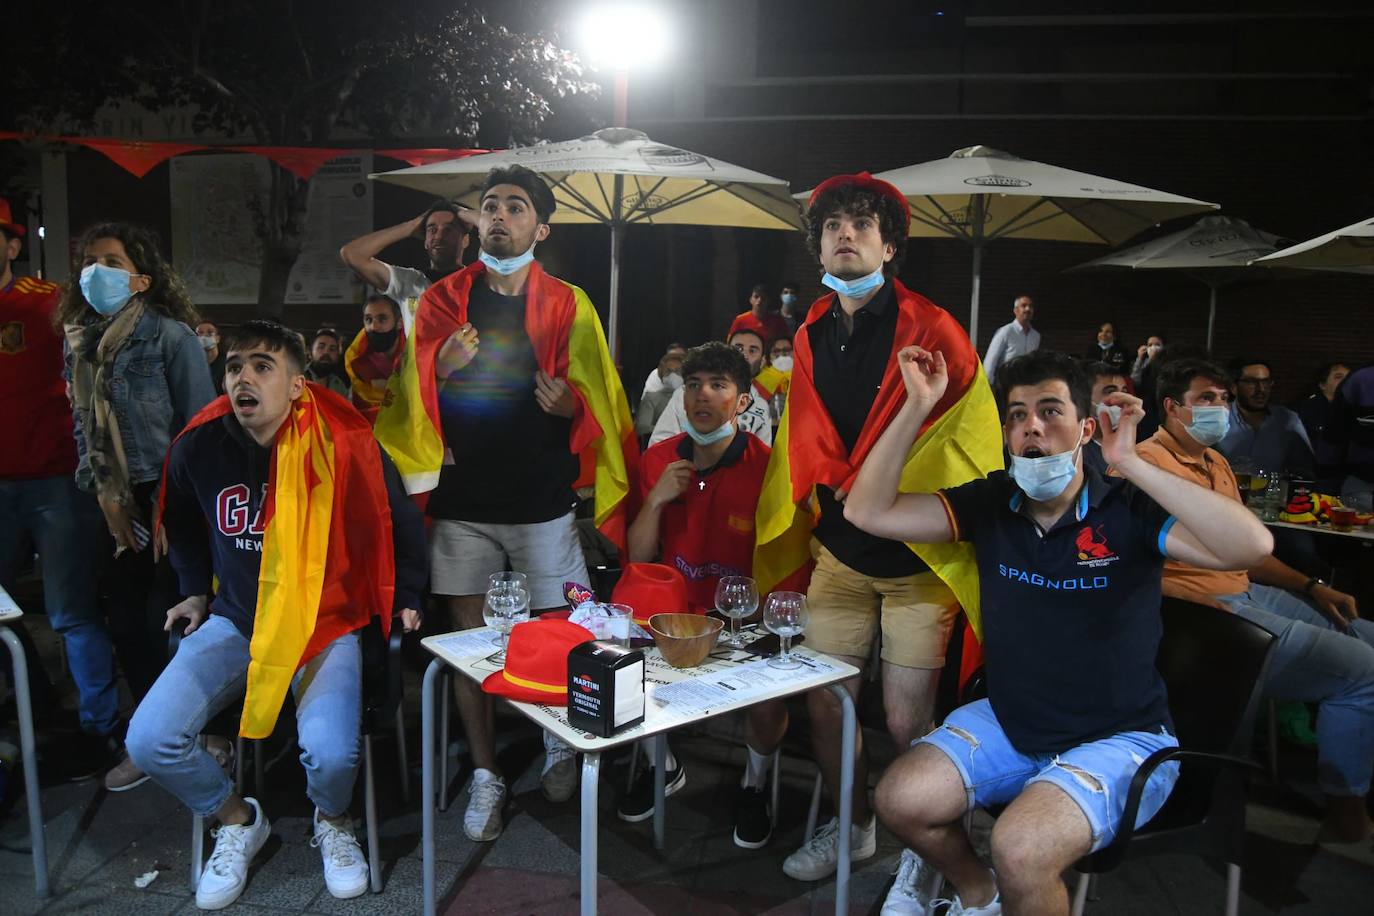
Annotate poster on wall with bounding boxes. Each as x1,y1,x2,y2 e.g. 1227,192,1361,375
170,150,372,305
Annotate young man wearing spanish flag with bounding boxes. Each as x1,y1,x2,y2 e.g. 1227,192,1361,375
125,321,427,910
754,174,1004,885
400,165,637,842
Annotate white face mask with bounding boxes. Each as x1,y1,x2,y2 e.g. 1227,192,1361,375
665,371,684,390
1092,403,1122,430
771,355,794,373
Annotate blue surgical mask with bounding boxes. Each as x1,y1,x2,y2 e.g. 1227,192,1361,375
1184,405,1230,446
780,293,797,307
685,420,734,446
821,267,884,299
1009,435,1084,502
80,263,136,316
479,241,537,276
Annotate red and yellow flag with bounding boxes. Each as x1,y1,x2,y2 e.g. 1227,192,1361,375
343,328,404,423
159,385,395,738
382,261,638,549
753,280,1003,636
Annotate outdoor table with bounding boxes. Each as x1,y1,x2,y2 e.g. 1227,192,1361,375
419,624,861,916
0,585,48,898
1264,519,1374,542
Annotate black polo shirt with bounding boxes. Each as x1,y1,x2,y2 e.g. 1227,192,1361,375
938,466,1176,755
808,281,924,578
427,282,579,524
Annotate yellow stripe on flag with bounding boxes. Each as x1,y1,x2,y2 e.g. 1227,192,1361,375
373,296,445,494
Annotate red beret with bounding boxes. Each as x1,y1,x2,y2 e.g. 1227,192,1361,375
807,172,910,232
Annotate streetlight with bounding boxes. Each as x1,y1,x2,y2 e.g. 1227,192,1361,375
577,3,672,127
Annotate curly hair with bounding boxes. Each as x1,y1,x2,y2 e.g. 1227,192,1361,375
805,184,908,276
682,341,752,396
57,222,199,327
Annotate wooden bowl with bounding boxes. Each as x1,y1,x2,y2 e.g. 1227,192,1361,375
649,613,724,669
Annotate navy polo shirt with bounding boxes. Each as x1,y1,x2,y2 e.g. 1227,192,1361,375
938,466,1176,755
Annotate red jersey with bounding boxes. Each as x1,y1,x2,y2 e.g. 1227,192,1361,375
728,310,790,348
0,275,76,479
638,431,771,612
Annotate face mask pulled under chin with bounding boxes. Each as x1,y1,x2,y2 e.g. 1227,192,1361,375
479,240,538,276
685,419,733,446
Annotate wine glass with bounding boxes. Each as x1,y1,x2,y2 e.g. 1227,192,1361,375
715,576,758,649
483,583,531,658
763,591,810,669
489,570,529,591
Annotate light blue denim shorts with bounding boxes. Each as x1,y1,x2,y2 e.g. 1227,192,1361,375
920,698,1181,851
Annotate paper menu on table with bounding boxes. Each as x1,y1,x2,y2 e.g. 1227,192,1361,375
429,629,502,661
650,654,842,716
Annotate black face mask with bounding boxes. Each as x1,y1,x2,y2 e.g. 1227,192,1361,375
366,328,399,352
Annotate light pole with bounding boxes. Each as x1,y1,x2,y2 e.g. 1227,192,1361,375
579,3,671,360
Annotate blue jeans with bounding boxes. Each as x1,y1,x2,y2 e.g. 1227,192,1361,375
125,614,362,817
921,699,1180,852
1217,584,1374,796
0,476,119,735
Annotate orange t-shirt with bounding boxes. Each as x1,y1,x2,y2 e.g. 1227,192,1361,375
1133,427,1250,608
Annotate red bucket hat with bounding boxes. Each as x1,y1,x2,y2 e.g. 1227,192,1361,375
0,200,25,237
482,618,595,705
807,172,910,234
612,562,691,627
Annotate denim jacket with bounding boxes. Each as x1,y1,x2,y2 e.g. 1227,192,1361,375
68,309,217,491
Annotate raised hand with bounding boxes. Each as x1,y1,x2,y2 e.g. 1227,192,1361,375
897,346,948,412
648,459,694,508
1097,390,1145,467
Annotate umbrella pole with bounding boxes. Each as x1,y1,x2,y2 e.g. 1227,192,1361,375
608,175,624,363
1207,285,1217,352
969,239,984,346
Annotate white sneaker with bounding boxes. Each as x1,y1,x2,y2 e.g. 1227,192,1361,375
196,798,271,910
781,815,877,881
541,733,578,803
463,769,507,842
311,809,369,899
947,892,1002,915
881,848,944,915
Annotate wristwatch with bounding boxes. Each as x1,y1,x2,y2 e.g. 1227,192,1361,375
1303,577,1327,597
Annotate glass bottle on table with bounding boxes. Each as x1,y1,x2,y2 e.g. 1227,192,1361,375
715,576,758,649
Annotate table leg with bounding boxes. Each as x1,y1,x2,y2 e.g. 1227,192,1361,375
0,627,48,898
828,683,856,916
422,659,442,916
652,733,667,850
580,751,601,916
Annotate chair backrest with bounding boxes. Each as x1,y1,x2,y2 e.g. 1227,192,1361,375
1156,597,1275,757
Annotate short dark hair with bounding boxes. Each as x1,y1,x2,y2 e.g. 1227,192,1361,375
226,319,308,374
312,327,341,345
482,165,556,223
750,283,769,298
780,279,799,291
769,332,793,350
682,341,752,396
1228,356,1272,380
805,184,908,275
1156,358,1229,414
994,350,1092,422
1083,361,1127,383
421,199,461,231
365,293,401,322
1316,360,1349,388
728,327,766,351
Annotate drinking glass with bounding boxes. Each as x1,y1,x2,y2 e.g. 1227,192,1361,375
715,576,758,649
489,571,529,591
601,603,633,647
763,591,810,670
483,584,531,656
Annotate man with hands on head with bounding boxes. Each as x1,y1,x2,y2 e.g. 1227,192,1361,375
844,347,1271,916
127,320,427,911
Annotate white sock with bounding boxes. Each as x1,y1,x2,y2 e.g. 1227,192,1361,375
741,747,775,789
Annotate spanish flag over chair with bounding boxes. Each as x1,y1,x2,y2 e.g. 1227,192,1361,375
752,281,1004,639
374,260,639,550
158,384,396,739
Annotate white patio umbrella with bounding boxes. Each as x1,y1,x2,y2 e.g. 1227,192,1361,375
1069,215,1290,349
797,146,1218,344
370,127,803,359
1251,215,1374,271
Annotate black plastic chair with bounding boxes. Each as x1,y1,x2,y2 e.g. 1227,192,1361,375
1069,597,1277,916
183,616,408,895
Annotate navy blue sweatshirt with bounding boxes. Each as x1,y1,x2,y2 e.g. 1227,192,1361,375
163,413,428,638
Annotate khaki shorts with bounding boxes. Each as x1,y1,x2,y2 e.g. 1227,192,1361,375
804,542,959,669
429,511,588,609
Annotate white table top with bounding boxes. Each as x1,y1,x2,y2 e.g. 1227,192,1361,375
422,624,859,754
1265,519,1374,542
0,584,22,623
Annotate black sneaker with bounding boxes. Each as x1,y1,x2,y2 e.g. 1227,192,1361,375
733,785,772,849
616,762,686,822
60,731,121,783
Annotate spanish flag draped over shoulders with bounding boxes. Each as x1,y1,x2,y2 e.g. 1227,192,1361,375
158,384,395,738
343,327,404,420
379,260,638,549
753,280,1003,637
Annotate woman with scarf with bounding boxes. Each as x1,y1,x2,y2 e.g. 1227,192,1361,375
56,222,216,790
